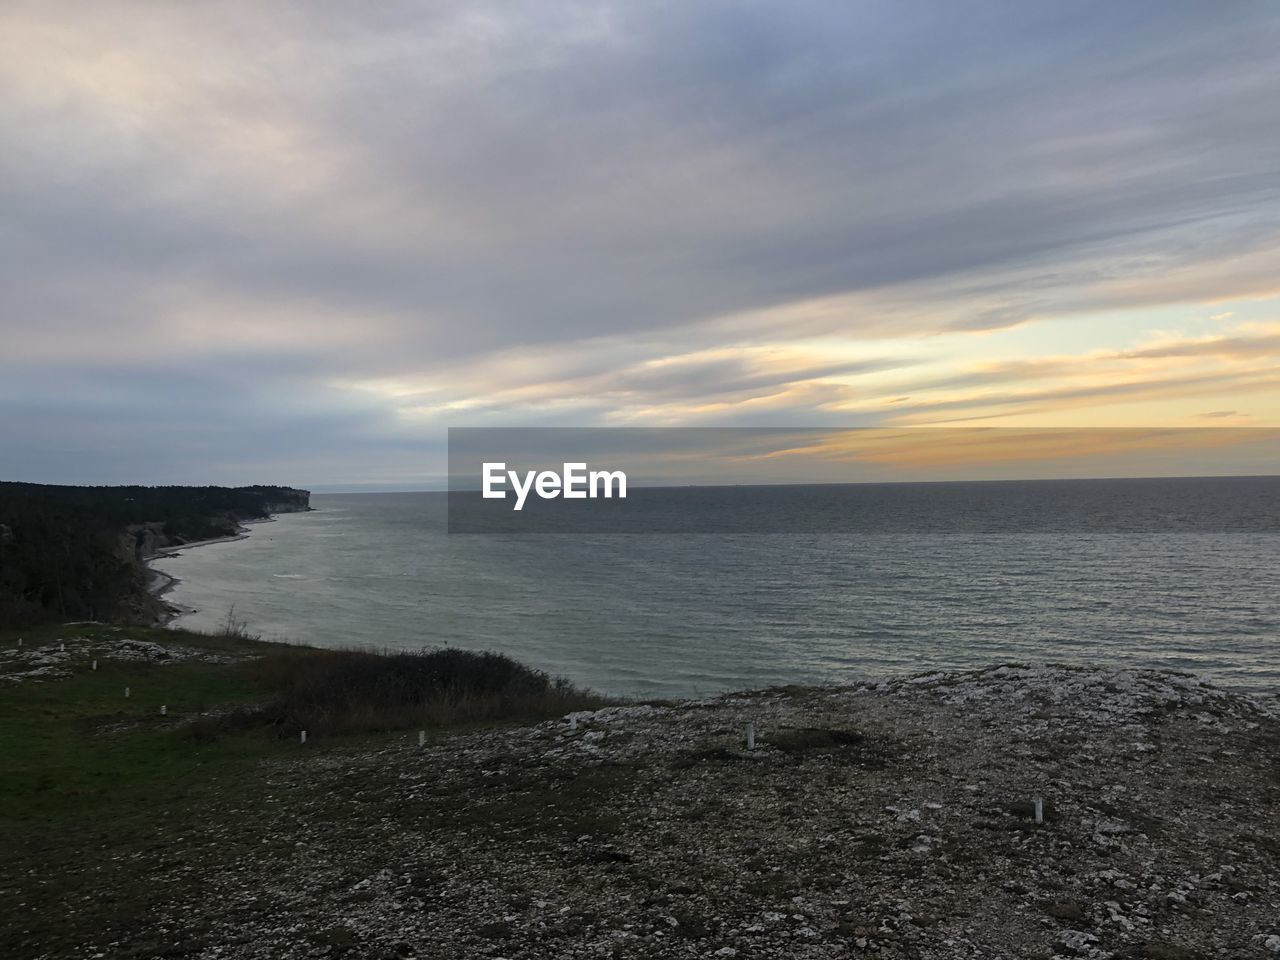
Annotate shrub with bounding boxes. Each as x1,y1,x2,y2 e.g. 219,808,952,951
213,606,260,642
246,646,606,737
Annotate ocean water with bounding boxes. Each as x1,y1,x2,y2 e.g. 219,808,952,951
155,485,1280,697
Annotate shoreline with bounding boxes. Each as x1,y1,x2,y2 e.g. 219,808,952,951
144,516,280,625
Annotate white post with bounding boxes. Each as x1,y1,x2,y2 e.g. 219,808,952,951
746,722,755,751
418,730,425,748
1033,796,1044,824
17,638,22,648
124,686,130,698
300,730,308,744
59,642,66,652
569,714,578,731
160,705,167,716
91,660,98,671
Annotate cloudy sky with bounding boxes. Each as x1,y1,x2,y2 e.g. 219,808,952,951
3,1,1279,488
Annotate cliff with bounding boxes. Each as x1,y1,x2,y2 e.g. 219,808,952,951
0,482,310,625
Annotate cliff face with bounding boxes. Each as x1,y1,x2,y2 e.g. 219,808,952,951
131,489,312,560
258,499,311,516
240,485,311,517
0,483,310,626
130,519,237,560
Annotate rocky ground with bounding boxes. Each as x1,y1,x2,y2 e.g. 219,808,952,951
14,663,1278,960
0,631,246,682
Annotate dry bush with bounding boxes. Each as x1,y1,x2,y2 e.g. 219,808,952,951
242,646,606,737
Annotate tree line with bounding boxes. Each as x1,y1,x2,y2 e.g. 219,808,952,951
0,483,309,626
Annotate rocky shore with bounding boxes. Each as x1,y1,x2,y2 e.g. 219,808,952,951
24,662,1277,960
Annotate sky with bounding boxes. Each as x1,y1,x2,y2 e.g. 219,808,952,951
2,1,1279,489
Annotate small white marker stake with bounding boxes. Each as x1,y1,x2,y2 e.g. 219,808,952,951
16,638,22,648
300,730,307,744
1033,796,1044,824
569,714,577,731
59,642,66,652
160,705,167,716
746,722,755,751
91,660,97,671
418,730,425,748
124,686,130,698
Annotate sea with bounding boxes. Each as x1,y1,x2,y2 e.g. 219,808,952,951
153,480,1280,698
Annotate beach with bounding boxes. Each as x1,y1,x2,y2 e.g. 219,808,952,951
144,517,278,624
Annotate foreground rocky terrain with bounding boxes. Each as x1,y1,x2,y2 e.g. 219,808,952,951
8,662,1277,960
0,631,245,683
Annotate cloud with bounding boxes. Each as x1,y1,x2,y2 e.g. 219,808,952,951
3,1,1280,481
1123,333,1280,360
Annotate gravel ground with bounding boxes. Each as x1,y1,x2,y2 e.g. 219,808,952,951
27,664,1277,960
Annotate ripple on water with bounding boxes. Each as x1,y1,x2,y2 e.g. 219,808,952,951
159,496,1280,698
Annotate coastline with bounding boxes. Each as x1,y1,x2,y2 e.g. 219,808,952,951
144,516,279,625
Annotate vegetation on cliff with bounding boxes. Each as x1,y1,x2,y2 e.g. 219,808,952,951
0,482,310,626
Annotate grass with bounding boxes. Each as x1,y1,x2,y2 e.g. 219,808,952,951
0,624,283,955
0,624,281,826
0,623,612,957
0,624,606,825
0,662,275,824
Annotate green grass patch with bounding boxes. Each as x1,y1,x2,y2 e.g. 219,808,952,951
0,626,608,888
0,625,607,825
0,625,614,958
0,653,276,826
